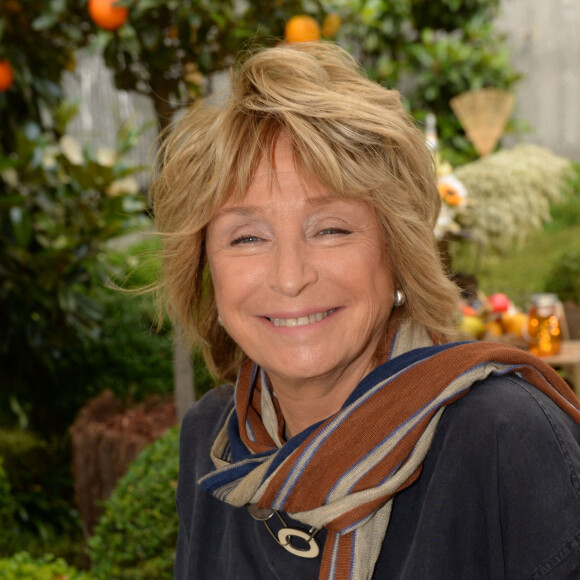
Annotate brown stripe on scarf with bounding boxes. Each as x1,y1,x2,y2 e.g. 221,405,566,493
319,531,354,580
236,361,278,452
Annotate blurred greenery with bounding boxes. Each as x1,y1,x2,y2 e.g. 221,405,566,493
333,0,519,161
88,424,179,580
544,249,580,305
0,1,87,145
0,428,84,565
0,108,148,433
456,164,580,308
95,0,315,128
0,458,16,537
0,552,93,580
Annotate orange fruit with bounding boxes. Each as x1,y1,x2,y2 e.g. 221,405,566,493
485,320,504,337
88,0,129,31
284,15,320,43
501,312,528,337
321,13,341,38
0,60,14,92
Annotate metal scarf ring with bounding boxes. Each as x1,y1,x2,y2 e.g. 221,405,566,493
247,504,320,558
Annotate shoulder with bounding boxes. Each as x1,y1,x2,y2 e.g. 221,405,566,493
440,373,580,445
178,385,234,475
381,374,580,578
181,384,234,437
418,373,580,518
434,373,580,486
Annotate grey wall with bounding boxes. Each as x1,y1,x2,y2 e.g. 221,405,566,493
497,0,580,160
62,51,158,188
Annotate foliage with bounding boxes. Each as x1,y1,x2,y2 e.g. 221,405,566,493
0,458,16,536
0,104,147,432
0,552,93,580
94,0,315,128
410,0,499,32
0,428,83,557
88,425,180,580
452,144,573,253
334,0,519,158
0,0,90,152
544,250,580,305
457,218,580,309
548,162,580,230
73,239,217,403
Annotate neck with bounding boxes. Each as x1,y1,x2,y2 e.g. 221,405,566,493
269,361,374,438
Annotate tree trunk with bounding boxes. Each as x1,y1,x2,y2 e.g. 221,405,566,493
151,78,196,420
173,323,195,421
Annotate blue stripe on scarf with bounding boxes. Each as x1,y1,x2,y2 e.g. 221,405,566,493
344,342,469,407
200,454,271,494
227,407,260,463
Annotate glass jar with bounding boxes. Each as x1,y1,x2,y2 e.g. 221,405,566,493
526,293,562,356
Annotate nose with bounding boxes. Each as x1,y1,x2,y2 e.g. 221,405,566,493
267,240,318,297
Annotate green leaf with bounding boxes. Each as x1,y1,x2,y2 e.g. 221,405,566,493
31,13,60,31
9,206,33,248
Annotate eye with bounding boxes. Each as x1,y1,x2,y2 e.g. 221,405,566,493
230,235,263,246
317,227,351,236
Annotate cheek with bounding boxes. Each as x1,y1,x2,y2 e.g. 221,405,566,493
209,257,265,311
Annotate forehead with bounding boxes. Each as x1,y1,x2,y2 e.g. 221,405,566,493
220,137,326,209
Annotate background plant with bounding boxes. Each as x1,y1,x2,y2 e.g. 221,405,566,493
334,0,520,161
0,106,147,433
544,250,580,305
0,552,93,580
452,144,573,252
0,0,89,152
88,425,180,580
94,0,318,125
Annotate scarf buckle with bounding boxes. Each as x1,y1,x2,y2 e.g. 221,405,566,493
247,505,320,559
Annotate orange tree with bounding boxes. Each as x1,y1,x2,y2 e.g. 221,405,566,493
92,0,319,128
0,1,148,433
0,0,89,151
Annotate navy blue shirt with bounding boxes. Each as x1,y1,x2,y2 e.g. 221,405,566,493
175,375,580,579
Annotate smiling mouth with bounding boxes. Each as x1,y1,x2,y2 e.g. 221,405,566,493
268,308,337,328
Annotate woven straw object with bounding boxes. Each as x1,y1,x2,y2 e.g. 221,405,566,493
450,88,515,156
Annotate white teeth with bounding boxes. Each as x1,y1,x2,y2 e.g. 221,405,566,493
270,309,335,327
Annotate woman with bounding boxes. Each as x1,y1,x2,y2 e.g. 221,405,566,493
151,42,580,579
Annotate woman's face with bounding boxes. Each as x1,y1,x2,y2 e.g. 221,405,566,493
206,141,396,391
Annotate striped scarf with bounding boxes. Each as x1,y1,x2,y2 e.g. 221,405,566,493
199,321,580,579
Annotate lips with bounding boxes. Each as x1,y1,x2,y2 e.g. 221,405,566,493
268,308,337,328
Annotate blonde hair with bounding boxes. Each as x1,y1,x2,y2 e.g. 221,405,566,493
151,42,460,382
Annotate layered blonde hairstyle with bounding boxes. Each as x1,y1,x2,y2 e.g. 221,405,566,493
151,41,460,382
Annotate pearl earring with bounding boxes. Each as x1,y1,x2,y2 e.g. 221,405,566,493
217,315,223,326
394,289,406,307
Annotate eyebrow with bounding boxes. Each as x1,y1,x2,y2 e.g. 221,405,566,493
215,195,348,217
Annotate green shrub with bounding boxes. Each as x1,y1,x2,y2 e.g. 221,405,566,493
0,458,16,533
0,552,93,580
548,162,580,230
544,250,580,304
0,107,148,433
88,425,180,580
0,428,83,559
335,0,519,159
